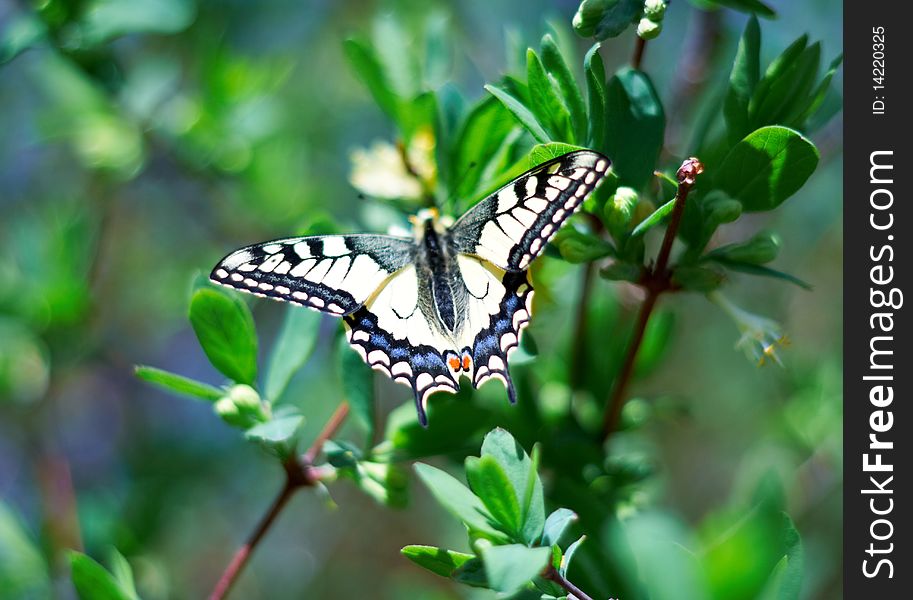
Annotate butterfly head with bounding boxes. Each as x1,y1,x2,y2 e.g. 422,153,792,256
409,207,454,241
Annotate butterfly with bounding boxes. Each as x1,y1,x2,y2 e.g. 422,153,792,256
211,150,610,425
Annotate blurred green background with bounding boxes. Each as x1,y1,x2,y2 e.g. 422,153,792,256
0,0,841,598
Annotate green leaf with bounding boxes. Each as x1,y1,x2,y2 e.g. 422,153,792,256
753,42,821,129
339,338,375,442
584,44,607,150
714,126,819,212
485,84,550,144
699,0,775,17
452,557,489,588
107,549,138,600
245,414,303,445
189,287,258,385
748,35,808,128
672,266,726,292
81,0,195,45
708,260,812,290
604,68,665,189
629,196,676,239
451,96,519,200
572,0,642,40
724,16,761,144
795,53,843,127
704,231,780,265
530,142,586,166
542,508,578,547
413,463,505,541
0,502,51,598
0,12,46,65
554,228,615,264
344,38,401,125
134,366,223,402
758,515,804,600
378,394,496,461
480,429,545,545
264,307,321,401
481,544,551,594
559,535,586,578
465,455,523,538
526,49,572,142
401,545,475,578
541,34,587,144
69,552,133,600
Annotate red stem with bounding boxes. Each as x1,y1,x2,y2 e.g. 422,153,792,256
543,565,596,600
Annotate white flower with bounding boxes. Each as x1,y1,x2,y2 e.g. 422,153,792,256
348,129,436,201
709,292,789,366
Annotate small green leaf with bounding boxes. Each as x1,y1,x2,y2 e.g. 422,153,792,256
672,266,726,292
482,544,551,594
452,557,489,588
704,231,780,265
629,196,675,239
339,338,376,442
724,16,761,144
600,261,642,283
708,260,812,290
343,37,401,125
541,34,587,144
265,307,321,401
554,228,615,264
401,545,475,578
485,84,550,143
714,126,819,212
480,429,545,545
189,287,258,385
451,96,520,201
0,502,51,598
559,535,586,578
413,463,505,541
134,366,223,402
584,44,607,150
529,142,586,166
466,455,522,538
795,53,843,128
542,508,578,547
748,35,809,128
107,549,137,600
527,49,573,142
604,68,665,189
81,0,195,45
69,552,133,600
245,414,303,445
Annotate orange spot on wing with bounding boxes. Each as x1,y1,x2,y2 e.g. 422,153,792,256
448,356,461,370
462,355,472,371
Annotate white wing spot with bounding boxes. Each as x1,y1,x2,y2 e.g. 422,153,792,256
304,259,333,283
596,159,608,172
258,253,285,273
310,297,325,308
290,258,317,277
215,269,229,279
548,175,570,190
497,187,519,213
585,171,596,184
321,237,349,257
497,214,526,242
544,187,559,201
274,261,292,275
500,332,517,352
293,242,312,259
292,291,309,301
526,197,548,212
512,207,537,227
238,263,257,272
275,286,290,295
230,273,243,282
353,330,370,342
525,176,538,197
221,249,253,269
416,372,434,390
263,244,282,254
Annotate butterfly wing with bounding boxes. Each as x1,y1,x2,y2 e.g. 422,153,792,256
452,256,533,402
210,234,414,315
343,265,460,426
450,150,610,271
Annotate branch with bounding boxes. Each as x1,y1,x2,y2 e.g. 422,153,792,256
542,565,597,600
209,402,350,600
599,159,703,443
632,36,647,70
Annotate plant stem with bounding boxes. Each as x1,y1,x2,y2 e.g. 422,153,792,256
599,159,703,443
543,565,596,600
632,36,647,70
209,402,350,600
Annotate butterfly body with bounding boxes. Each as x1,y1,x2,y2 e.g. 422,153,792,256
211,150,610,425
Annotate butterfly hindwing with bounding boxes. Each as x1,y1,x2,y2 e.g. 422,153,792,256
451,150,610,271
211,234,414,315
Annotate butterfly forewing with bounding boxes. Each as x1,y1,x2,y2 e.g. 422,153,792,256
211,234,414,315
450,150,611,271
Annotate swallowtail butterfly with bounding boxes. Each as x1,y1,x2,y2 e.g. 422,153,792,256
211,150,610,425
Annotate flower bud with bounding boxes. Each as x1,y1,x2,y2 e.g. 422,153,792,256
714,232,781,265
672,265,725,292
573,0,620,36
636,18,662,40
603,186,638,238
643,0,667,21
